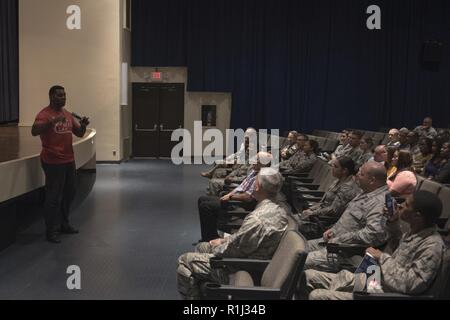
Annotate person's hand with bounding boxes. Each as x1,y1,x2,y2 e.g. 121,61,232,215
209,238,224,247
220,194,232,202
80,117,90,127
50,115,66,125
366,247,383,261
302,209,313,218
323,229,334,242
383,203,399,223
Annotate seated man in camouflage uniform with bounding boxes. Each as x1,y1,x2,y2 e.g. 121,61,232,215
294,157,361,239
207,161,252,196
197,152,272,242
304,162,389,272
303,191,446,300
279,139,318,175
177,167,290,300
280,131,300,160
201,128,257,179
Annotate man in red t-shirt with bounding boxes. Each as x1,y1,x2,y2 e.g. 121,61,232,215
32,85,90,243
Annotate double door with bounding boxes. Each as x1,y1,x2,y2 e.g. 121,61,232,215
132,83,184,158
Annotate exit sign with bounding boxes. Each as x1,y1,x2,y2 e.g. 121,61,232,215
151,72,162,81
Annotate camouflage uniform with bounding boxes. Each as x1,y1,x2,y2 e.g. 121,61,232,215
332,144,350,159
281,142,299,160
414,126,438,139
344,147,364,166
177,198,290,299
304,224,445,300
207,163,251,196
305,185,389,272
295,177,361,239
279,152,317,175
355,152,373,170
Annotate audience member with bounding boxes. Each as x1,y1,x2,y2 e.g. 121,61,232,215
279,140,318,175
387,150,417,198
387,129,400,148
412,138,433,174
424,140,444,179
280,131,299,160
385,147,398,180
197,152,272,242
303,162,389,272
414,117,438,139
434,141,450,183
356,137,374,169
303,191,445,300
177,168,289,299
398,128,411,150
294,157,361,239
369,145,387,165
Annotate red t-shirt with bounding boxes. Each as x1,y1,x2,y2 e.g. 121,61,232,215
34,106,81,164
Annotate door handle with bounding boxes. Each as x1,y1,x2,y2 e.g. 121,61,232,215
135,124,158,132
159,124,175,132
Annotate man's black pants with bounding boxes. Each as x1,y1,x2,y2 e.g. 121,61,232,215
197,195,256,242
41,161,76,236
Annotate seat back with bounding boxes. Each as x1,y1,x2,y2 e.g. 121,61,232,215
286,215,299,232
307,159,325,178
313,164,331,185
418,179,442,195
439,187,450,220
423,248,450,298
372,133,386,145
322,139,339,153
260,230,308,299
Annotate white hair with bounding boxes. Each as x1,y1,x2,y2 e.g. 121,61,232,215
258,167,284,198
257,151,273,167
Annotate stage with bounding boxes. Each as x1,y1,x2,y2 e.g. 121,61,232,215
0,126,96,250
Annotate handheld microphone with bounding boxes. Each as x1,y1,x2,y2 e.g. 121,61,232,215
72,112,83,121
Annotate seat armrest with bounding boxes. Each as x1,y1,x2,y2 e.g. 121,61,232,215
326,243,368,257
294,184,320,190
291,178,314,184
227,210,251,218
353,292,433,300
294,190,325,197
203,283,281,300
286,174,309,181
209,257,271,277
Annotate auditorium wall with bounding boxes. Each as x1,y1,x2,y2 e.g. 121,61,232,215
19,0,123,162
130,67,232,156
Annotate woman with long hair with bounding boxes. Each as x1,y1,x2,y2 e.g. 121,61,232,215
385,146,398,180
387,150,417,198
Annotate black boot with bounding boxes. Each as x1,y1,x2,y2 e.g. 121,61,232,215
60,225,79,234
46,232,61,244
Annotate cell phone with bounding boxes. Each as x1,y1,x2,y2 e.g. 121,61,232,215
385,193,396,217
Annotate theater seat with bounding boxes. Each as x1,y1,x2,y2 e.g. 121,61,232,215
203,230,308,300
354,249,450,300
418,179,442,195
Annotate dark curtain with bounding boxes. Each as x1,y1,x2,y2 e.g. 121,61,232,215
0,0,19,123
132,0,450,133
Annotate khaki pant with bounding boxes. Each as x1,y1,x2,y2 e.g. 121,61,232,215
304,269,357,300
176,242,229,300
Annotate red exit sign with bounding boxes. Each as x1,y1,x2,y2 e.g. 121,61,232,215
151,72,162,80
